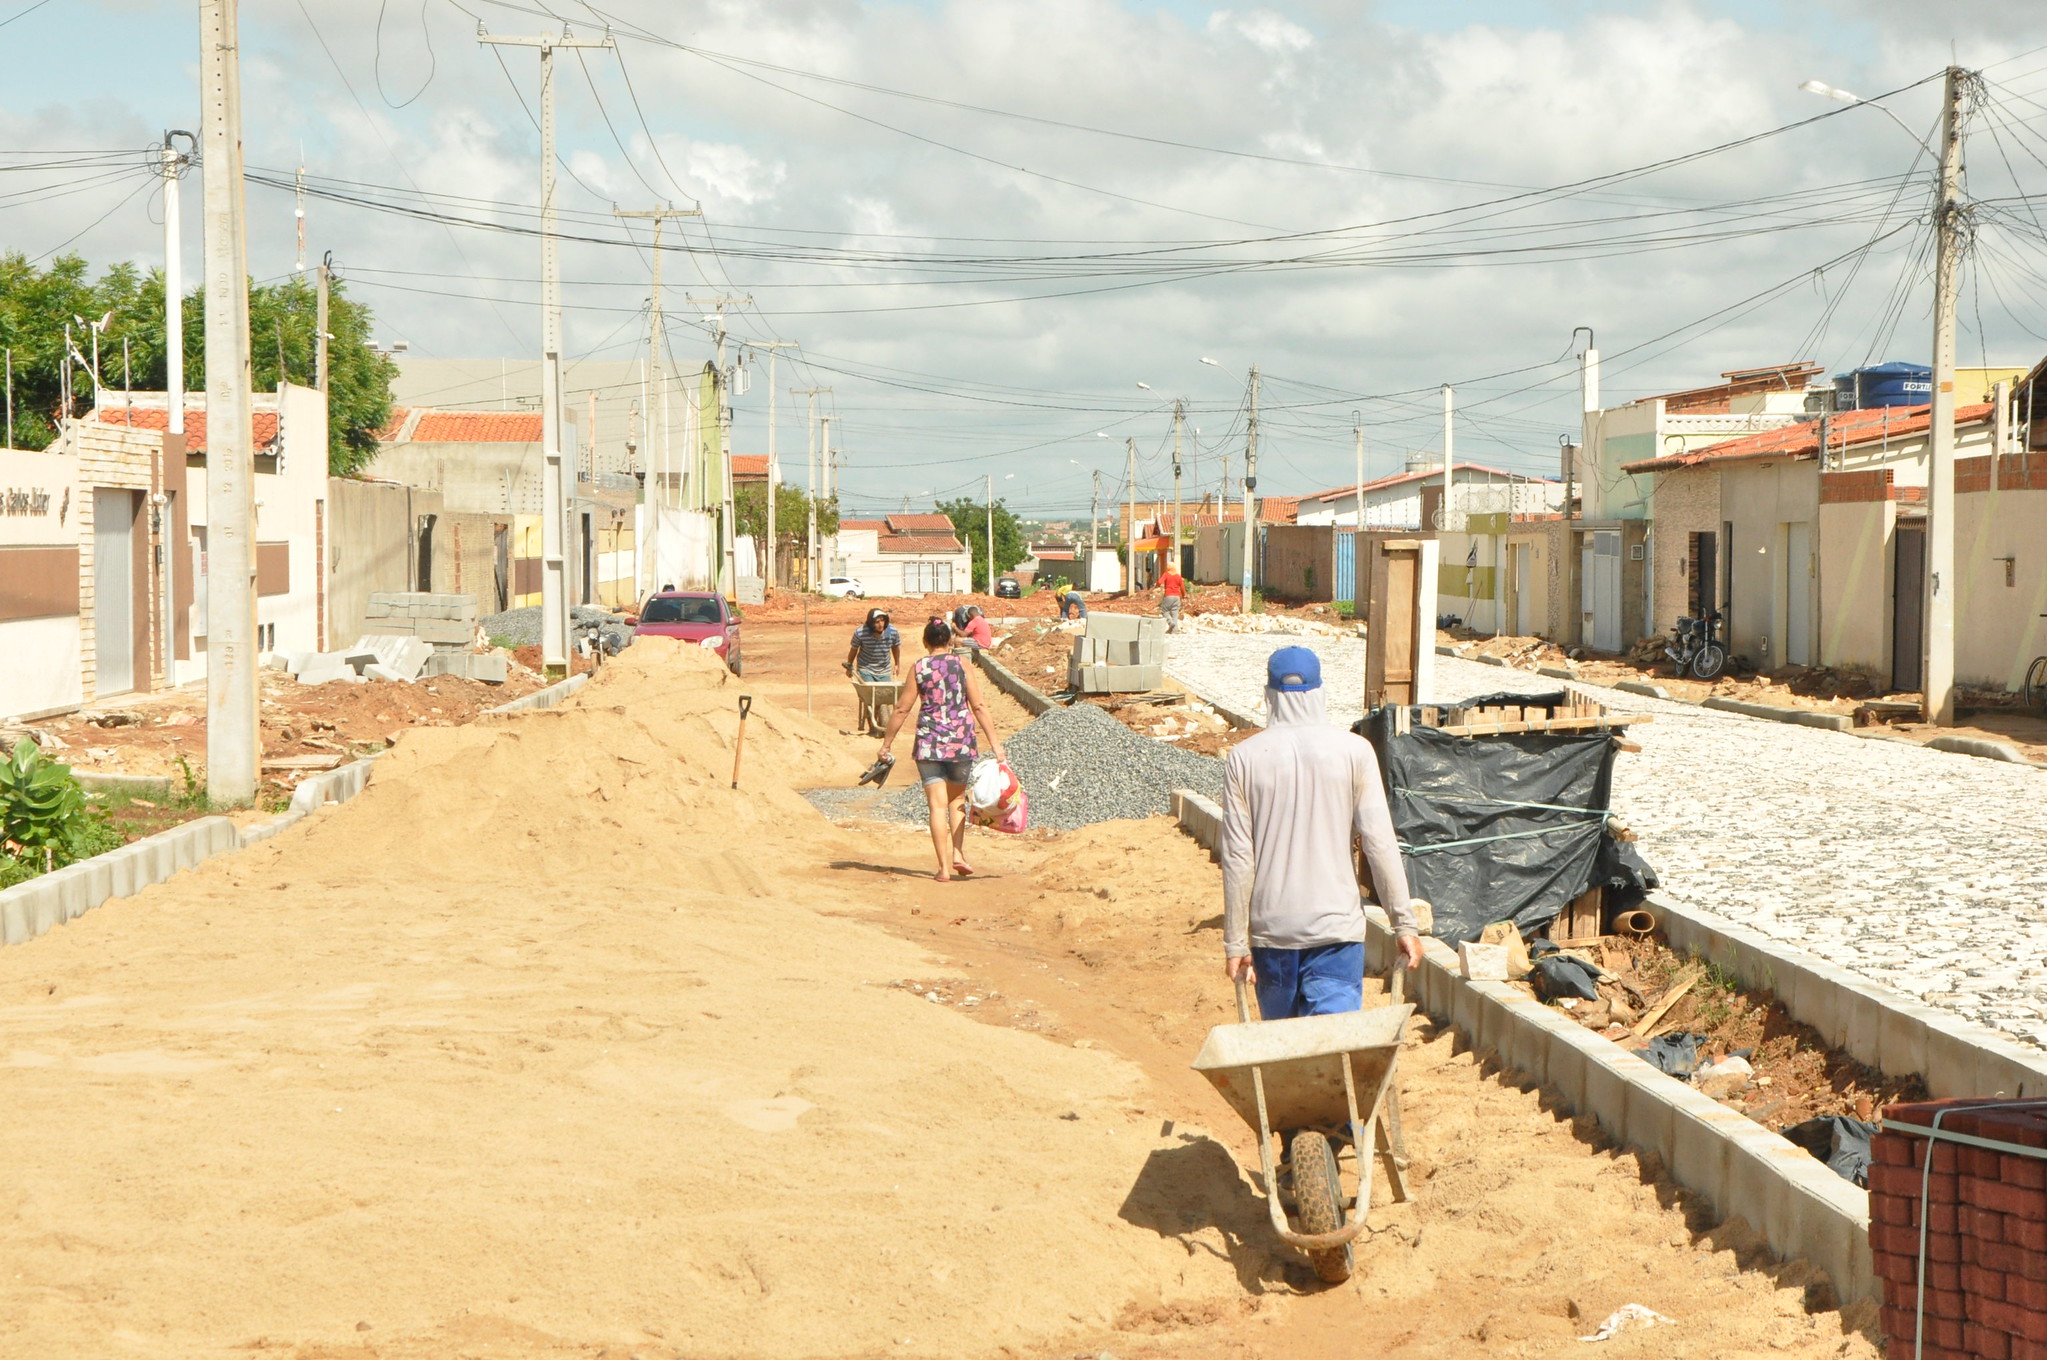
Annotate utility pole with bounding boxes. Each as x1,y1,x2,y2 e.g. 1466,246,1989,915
1090,468,1101,591
1241,364,1259,612
478,23,614,679
1171,399,1185,574
985,474,995,594
793,386,829,586
314,252,331,393
1925,64,1969,727
1439,383,1456,532
1353,412,1366,531
161,130,191,687
750,342,796,592
689,294,751,594
293,159,306,275
1125,436,1139,592
199,0,257,802
616,205,699,595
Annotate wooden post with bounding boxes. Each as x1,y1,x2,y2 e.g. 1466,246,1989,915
1364,538,1438,710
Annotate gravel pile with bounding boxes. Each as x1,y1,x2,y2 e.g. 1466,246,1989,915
481,604,633,653
806,702,1225,832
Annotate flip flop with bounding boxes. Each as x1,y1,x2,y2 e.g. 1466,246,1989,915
952,861,975,878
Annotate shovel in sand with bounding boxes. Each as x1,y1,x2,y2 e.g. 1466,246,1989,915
731,695,753,789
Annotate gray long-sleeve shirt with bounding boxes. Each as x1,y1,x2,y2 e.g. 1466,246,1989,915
1221,686,1418,957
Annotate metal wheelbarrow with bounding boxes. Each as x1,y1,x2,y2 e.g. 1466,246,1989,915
1191,978,1414,1283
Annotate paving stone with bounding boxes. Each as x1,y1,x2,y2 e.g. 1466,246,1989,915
1165,631,2047,1051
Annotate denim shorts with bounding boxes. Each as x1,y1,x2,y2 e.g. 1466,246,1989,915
916,757,974,787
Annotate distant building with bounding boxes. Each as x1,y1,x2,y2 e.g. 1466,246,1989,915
828,514,973,596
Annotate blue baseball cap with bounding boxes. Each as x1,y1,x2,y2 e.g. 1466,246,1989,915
1267,646,1321,692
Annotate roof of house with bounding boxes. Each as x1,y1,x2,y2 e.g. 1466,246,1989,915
877,533,964,554
1621,401,1995,474
732,454,769,480
92,404,281,453
1647,361,1824,415
884,513,956,534
376,407,546,443
838,518,888,533
1303,462,1552,502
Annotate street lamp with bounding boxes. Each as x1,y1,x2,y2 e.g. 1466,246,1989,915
1799,78,1936,154
1198,357,1219,367
1136,381,1151,391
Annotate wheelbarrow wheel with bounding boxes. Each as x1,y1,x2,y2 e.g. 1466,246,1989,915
1287,1129,1353,1284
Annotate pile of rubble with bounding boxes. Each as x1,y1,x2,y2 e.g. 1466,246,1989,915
1182,612,1357,638
268,592,507,687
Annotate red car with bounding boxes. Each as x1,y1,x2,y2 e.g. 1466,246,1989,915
630,591,742,674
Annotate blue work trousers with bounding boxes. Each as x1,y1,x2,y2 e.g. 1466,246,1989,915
1251,942,1365,1021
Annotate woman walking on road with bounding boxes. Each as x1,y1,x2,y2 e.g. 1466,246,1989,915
879,616,1006,882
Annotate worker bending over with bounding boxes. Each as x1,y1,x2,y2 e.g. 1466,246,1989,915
1222,646,1422,1019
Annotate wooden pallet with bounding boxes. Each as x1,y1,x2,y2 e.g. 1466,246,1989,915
1383,698,1651,738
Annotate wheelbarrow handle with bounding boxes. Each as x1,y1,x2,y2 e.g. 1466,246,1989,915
1232,971,1252,1024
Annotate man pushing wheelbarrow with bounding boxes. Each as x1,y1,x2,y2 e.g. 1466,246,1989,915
1201,646,1424,1282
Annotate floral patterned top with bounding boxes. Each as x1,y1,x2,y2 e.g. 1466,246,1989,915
912,654,977,760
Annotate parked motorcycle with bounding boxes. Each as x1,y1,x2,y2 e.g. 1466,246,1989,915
1667,610,1728,680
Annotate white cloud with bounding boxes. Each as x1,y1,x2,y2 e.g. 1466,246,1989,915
3,0,2045,509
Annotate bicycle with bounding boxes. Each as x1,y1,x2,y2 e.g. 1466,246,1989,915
2027,615,2047,715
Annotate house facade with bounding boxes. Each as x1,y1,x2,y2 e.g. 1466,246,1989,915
829,514,973,596
1622,395,2045,692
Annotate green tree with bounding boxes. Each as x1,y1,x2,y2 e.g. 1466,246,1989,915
937,496,1029,592
734,481,838,565
0,252,394,473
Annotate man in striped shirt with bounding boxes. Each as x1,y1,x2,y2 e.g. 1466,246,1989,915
846,608,900,681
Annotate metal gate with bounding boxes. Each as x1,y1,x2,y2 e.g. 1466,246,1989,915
1335,530,1356,605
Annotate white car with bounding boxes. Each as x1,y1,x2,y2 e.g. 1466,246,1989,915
821,576,866,599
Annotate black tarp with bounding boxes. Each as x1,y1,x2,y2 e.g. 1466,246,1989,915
1358,700,1660,945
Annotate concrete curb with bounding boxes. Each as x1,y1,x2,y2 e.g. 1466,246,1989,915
1647,895,2047,1101
75,771,178,793
1700,695,1853,732
0,815,240,947
973,650,1056,717
1169,788,1874,1304
1926,734,2037,766
484,671,591,716
1536,665,1579,681
1614,680,1672,701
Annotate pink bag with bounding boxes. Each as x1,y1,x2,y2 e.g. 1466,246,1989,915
968,765,1029,834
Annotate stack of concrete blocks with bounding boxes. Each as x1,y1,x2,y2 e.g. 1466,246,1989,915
360,592,507,684
1068,614,1165,693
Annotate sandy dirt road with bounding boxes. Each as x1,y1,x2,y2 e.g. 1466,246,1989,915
0,636,1880,1360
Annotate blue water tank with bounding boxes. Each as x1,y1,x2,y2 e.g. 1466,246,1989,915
1833,362,1934,409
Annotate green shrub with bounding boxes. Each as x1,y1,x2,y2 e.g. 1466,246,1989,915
0,738,116,873
1335,600,1356,620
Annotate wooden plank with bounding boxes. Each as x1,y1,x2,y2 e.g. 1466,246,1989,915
1630,965,1706,1039
1436,713,1654,737
1561,887,1603,941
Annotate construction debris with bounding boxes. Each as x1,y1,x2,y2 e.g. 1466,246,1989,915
1068,613,1165,693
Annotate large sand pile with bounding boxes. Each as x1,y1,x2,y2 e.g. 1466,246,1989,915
0,641,1243,1359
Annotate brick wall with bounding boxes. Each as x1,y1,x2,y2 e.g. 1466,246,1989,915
1822,469,1895,504
71,420,168,700
1870,1099,2047,1360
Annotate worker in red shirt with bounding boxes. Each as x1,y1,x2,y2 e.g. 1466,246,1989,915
1159,559,1186,634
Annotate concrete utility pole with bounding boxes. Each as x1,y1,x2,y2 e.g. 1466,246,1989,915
161,133,192,434
1241,364,1259,612
793,386,829,586
614,204,700,596
1172,398,1185,571
1440,383,1455,532
1924,65,1970,727
479,23,613,679
198,0,257,802
1125,436,1139,592
985,474,995,593
314,252,331,393
1090,468,1101,590
1353,413,1366,531
751,341,796,591
689,294,750,594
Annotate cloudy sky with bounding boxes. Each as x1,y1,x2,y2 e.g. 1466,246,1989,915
5,0,2047,516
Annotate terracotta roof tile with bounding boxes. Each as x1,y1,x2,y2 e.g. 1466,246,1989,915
839,518,888,532
732,454,770,479
406,410,543,443
1622,401,1993,474
93,404,279,453
877,533,963,554
884,513,955,533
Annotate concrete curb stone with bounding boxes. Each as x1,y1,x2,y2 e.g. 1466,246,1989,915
0,815,239,947
1926,734,2036,766
1701,695,1853,732
974,650,1055,717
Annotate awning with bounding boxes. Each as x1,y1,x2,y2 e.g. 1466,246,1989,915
1131,536,1170,552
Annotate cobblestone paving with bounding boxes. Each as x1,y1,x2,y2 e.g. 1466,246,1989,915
1165,630,2047,1050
